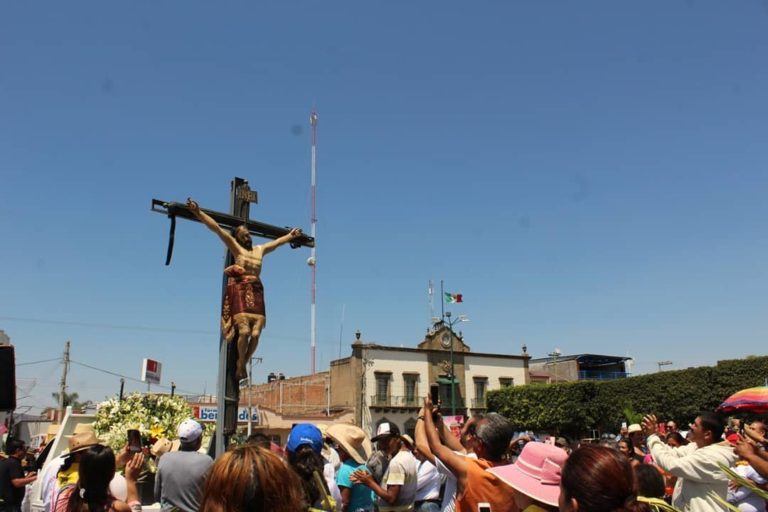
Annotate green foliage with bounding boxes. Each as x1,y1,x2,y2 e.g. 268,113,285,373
620,402,643,425
51,391,85,411
487,356,768,437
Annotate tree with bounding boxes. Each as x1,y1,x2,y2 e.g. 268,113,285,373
52,391,85,411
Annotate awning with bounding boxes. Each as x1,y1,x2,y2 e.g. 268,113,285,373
436,377,459,384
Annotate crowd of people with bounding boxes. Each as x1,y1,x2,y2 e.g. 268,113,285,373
2,399,768,512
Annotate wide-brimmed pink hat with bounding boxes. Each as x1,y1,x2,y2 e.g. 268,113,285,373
488,442,568,507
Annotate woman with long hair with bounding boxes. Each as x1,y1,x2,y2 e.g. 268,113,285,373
56,445,143,512
560,444,652,512
285,424,340,511
618,437,641,467
199,445,305,512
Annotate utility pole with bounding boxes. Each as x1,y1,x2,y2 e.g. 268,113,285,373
246,357,262,436
309,111,318,374
58,341,70,423
548,348,561,383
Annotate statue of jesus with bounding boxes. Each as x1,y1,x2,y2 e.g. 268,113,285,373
187,198,302,380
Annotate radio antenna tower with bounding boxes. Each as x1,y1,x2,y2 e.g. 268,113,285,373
309,111,318,374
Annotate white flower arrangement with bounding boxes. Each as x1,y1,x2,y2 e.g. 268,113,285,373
93,393,193,452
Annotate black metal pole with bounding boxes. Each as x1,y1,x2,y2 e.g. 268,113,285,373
446,312,456,416
119,378,125,402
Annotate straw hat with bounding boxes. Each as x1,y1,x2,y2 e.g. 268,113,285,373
67,431,101,454
326,424,372,465
151,438,173,458
73,423,95,435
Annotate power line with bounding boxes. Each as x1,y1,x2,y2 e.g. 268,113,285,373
17,358,61,366
0,315,213,335
69,359,202,396
0,315,316,344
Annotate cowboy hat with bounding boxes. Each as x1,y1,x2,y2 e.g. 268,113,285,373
326,424,372,465
67,431,101,454
73,422,95,435
151,438,173,458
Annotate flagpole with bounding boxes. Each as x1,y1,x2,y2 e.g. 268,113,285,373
428,280,434,326
440,280,445,320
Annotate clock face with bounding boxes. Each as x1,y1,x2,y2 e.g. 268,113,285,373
441,334,451,348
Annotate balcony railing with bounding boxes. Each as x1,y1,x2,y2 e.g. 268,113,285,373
470,398,487,408
578,371,631,381
369,395,467,409
370,395,422,407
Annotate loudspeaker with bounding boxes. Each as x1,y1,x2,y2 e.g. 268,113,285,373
0,345,16,411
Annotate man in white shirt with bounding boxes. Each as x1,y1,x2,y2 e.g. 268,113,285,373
413,445,442,512
642,412,738,512
352,423,418,512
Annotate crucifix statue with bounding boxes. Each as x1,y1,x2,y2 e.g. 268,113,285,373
152,177,313,451
186,198,301,380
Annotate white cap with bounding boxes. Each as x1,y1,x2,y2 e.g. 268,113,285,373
177,419,203,443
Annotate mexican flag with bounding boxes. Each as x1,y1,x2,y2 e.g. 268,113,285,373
444,292,463,304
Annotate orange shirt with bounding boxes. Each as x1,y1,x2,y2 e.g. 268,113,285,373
457,458,519,512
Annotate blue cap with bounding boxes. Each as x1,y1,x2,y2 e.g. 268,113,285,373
286,424,323,455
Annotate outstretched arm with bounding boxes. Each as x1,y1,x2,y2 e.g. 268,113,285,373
415,406,436,465
422,397,467,482
187,198,241,255
735,435,768,480
350,470,401,505
260,228,302,255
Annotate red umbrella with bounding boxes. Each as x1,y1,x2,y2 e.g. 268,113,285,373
718,386,768,414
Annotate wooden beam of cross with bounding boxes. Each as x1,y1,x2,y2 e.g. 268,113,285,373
151,178,313,457
151,200,314,266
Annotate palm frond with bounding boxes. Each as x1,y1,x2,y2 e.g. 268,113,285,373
708,491,742,512
718,464,768,500
637,496,682,512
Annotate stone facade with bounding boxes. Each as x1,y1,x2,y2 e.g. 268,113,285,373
330,325,529,439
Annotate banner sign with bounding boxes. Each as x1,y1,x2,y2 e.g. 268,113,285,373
141,358,162,385
192,405,260,425
442,415,465,438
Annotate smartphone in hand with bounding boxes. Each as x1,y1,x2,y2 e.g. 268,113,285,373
430,384,440,404
127,429,142,453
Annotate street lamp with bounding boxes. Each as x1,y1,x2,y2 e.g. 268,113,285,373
444,311,469,415
547,348,561,382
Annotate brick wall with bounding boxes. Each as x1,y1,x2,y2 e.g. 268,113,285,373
243,372,329,415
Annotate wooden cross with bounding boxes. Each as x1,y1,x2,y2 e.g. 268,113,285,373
152,177,313,455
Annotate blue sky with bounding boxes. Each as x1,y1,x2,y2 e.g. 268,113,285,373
2,1,767,414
